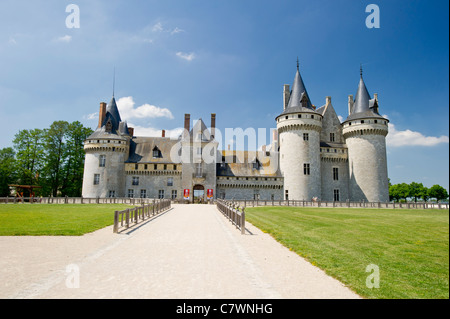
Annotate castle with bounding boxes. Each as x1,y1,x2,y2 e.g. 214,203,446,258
82,63,389,202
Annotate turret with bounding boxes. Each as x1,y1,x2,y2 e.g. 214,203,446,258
82,96,131,198
342,68,389,202
276,60,322,200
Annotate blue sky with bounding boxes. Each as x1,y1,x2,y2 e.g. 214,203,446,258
0,0,448,190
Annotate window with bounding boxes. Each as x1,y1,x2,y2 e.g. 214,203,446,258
171,190,177,200
135,164,139,170
153,147,162,158
158,190,165,199
99,155,106,167
311,115,314,119
334,189,340,202
271,194,275,200
253,189,260,200
330,133,335,142
108,190,115,198
285,116,288,120
196,147,202,155
304,163,310,175
298,114,302,118
333,167,339,181
144,164,148,170
361,120,365,124
303,133,309,141
285,190,289,200
132,176,139,186
167,177,174,186
173,165,177,170
154,164,158,170
164,164,167,170
195,163,202,177
93,174,100,185
128,189,134,198
140,189,147,198
253,159,261,170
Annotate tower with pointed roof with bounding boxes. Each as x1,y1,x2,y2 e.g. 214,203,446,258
82,96,132,198
276,61,323,200
342,67,389,202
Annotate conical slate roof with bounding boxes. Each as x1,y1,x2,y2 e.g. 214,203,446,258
287,68,313,109
345,71,385,122
278,62,317,117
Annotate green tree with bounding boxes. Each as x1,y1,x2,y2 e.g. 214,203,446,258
428,185,449,203
0,147,17,196
13,129,45,194
60,121,93,196
389,183,410,202
409,182,426,202
42,121,69,196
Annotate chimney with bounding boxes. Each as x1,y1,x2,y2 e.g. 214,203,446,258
283,85,290,110
211,113,216,138
128,127,134,137
162,130,166,138
348,95,354,115
98,102,107,128
326,96,332,106
228,144,230,151
184,114,190,133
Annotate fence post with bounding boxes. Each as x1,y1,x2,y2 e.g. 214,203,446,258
241,208,245,235
113,211,119,233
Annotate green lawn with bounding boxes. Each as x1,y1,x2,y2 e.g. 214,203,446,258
0,204,132,236
245,207,449,299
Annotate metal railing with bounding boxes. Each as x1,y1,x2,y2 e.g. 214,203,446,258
231,199,449,210
216,199,245,235
0,196,160,205
113,199,171,233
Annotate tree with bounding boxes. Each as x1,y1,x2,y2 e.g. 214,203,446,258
409,182,426,203
13,129,45,194
60,121,93,196
428,185,449,203
42,121,69,196
389,183,410,202
0,147,17,196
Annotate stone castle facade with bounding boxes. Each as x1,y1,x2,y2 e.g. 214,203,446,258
82,64,389,202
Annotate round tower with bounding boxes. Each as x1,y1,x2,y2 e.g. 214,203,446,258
82,97,131,198
276,62,322,200
342,70,389,202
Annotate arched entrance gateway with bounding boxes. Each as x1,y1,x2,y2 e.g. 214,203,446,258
193,184,205,203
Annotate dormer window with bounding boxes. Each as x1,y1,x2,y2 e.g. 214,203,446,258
301,95,308,108
153,146,162,158
105,119,113,133
253,159,261,170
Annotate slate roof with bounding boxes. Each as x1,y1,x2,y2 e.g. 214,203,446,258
344,74,386,122
278,64,318,117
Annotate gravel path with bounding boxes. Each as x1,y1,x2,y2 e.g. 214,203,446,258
0,204,360,299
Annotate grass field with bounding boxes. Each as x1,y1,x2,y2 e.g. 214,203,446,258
0,204,132,236
245,207,449,299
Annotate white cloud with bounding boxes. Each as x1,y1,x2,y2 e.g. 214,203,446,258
176,52,195,61
171,27,185,35
386,122,449,147
152,22,164,32
129,125,183,139
116,96,174,120
55,35,72,43
84,112,98,120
